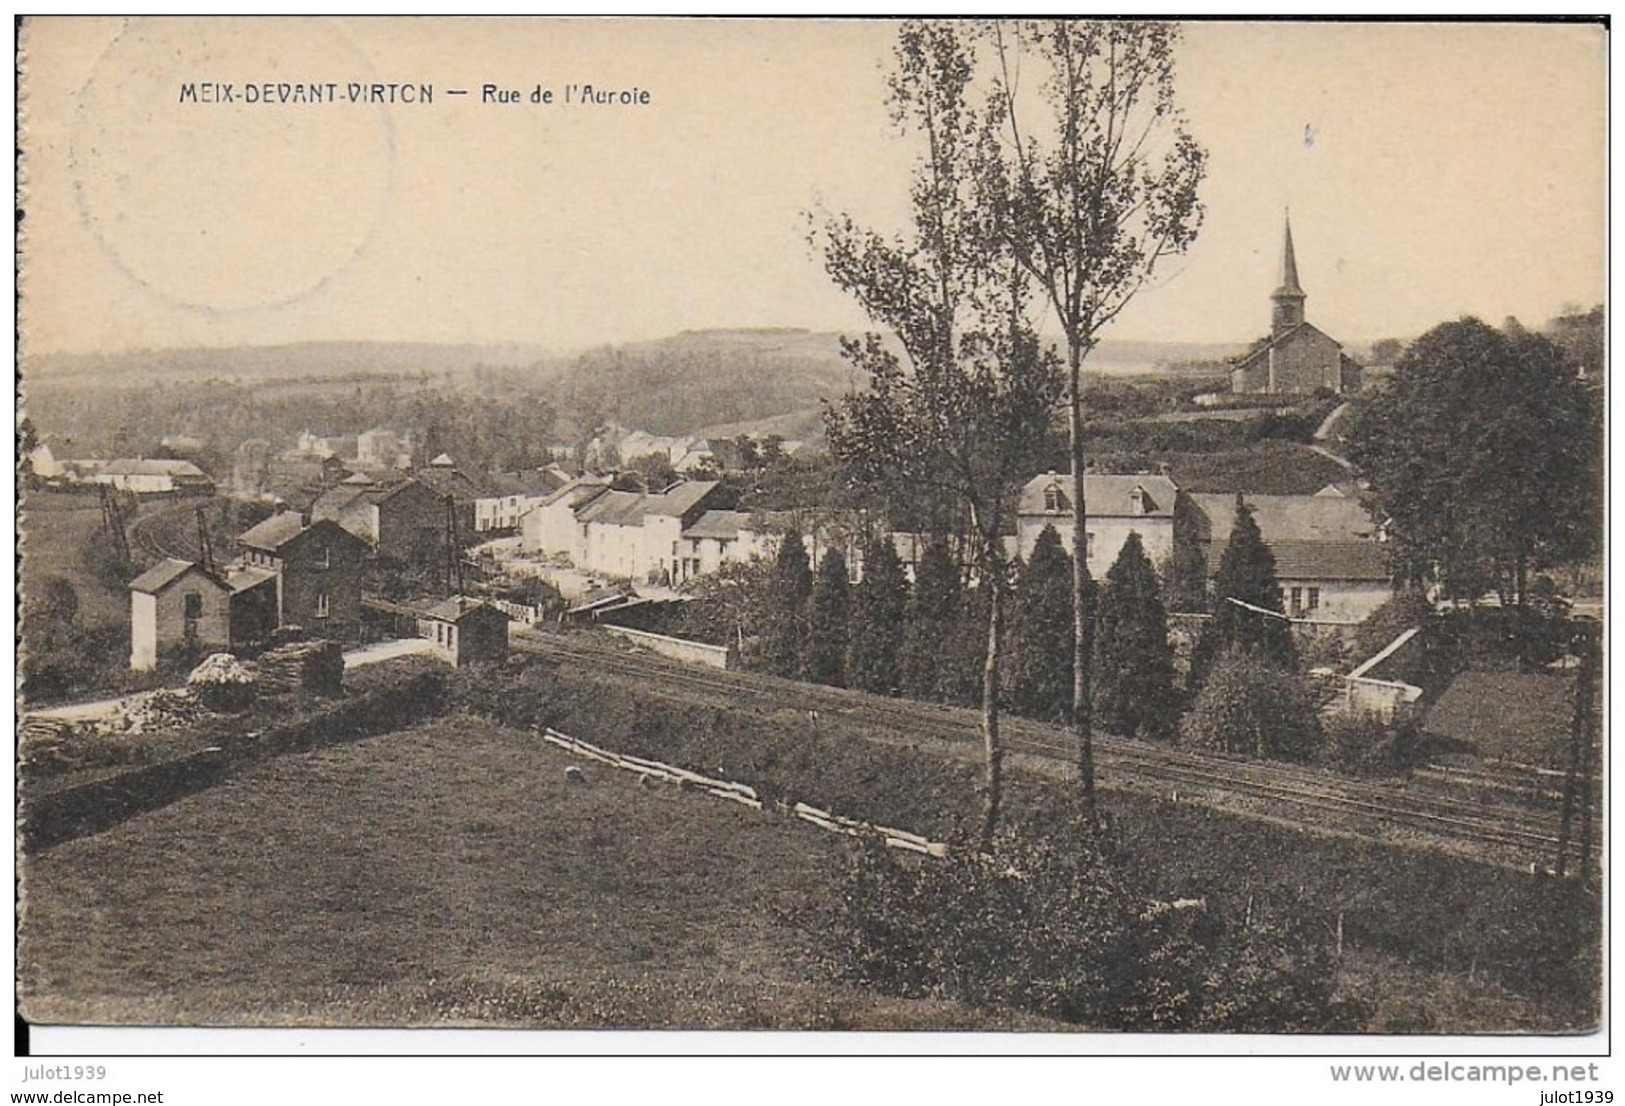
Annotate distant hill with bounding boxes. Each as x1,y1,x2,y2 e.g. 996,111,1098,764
23,341,567,390
553,329,870,439
551,328,1253,438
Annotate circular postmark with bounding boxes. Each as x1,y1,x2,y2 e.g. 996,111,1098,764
69,17,396,313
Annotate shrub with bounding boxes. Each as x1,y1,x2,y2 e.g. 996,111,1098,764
1181,649,1321,763
823,822,1366,1031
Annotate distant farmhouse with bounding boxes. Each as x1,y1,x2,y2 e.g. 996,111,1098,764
1230,217,1362,395
94,458,215,495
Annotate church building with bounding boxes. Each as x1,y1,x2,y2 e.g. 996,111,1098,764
1230,217,1362,395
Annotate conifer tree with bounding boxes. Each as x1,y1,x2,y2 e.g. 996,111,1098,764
901,539,962,701
1093,531,1178,739
849,535,910,695
762,532,812,678
1006,526,1078,724
805,549,852,687
1189,499,1296,687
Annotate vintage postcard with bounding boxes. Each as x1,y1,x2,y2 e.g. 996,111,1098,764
14,15,1607,1059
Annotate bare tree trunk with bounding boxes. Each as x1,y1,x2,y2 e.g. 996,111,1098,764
1068,345,1096,820
978,554,1007,850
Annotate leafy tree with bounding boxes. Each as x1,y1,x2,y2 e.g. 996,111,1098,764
1181,648,1320,763
900,538,963,700
1093,531,1178,739
1368,337,1403,365
805,549,852,687
848,535,910,695
984,20,1209,817
624,451,677,491
1006,526,1079,723
1345,318,1600,628
1189,499,1296,687
678,558,774,653
819,22,1062,844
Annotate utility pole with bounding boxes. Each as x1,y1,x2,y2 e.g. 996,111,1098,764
195,504,216,577
1556,618,1599,881
99,483,131,568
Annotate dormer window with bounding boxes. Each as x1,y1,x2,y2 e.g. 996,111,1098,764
1043,484,1065,514
1130,486,1148,515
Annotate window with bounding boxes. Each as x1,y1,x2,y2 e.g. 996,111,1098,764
1085,532,1095,560
182,592,204,620
1043,485,1064,513
1307,587,1321,611
1289,587,1303,616
672,541,679,555
315,592,330,619
316,544,330,569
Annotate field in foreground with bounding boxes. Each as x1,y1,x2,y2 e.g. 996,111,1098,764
18,715,1054,1031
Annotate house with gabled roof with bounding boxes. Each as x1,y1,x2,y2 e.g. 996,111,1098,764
1184,492,1391,623
312,475,447,564
1016,472,1180,575
238,512,370,631
519,475,613,559
128,558,232,670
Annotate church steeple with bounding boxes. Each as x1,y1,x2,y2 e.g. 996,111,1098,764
1271,213,1307,335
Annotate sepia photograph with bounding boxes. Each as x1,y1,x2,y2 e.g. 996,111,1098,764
12,14,1608,1075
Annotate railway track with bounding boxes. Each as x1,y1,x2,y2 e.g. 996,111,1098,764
125,499,206,563
514,628,1599,867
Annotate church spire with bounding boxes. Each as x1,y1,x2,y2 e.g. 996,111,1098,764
1271,211,1306,335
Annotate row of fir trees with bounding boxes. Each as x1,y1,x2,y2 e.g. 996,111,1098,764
757,525,1192,741
752,497,1319,760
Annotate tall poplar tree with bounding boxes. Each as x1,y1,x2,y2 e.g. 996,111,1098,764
984,19,1208,817
820,22,1062,845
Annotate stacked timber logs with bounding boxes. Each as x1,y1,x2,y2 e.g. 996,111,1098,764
255,640,344,697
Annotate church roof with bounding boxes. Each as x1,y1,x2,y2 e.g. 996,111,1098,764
1230,321,1344,371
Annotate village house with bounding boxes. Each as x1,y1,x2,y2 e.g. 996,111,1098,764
237,512,370,631
519,475,613,559
1016,472,1180,574
128,558,232,671
416,596,510,666
1229,217,1362,395
671,509,772,585
473,469,570,533
312,474,447,565
1184,492,1391,623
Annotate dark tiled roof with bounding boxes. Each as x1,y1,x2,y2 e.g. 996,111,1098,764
1187,492,1377,545
238,511,310,551
422,596,502,622
129,558,206,594
576,489,648,527
645,480,722,518
1257,539,1389,582
681,509,753,541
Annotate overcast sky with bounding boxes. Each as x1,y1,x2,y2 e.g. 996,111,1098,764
21,17,1605,356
